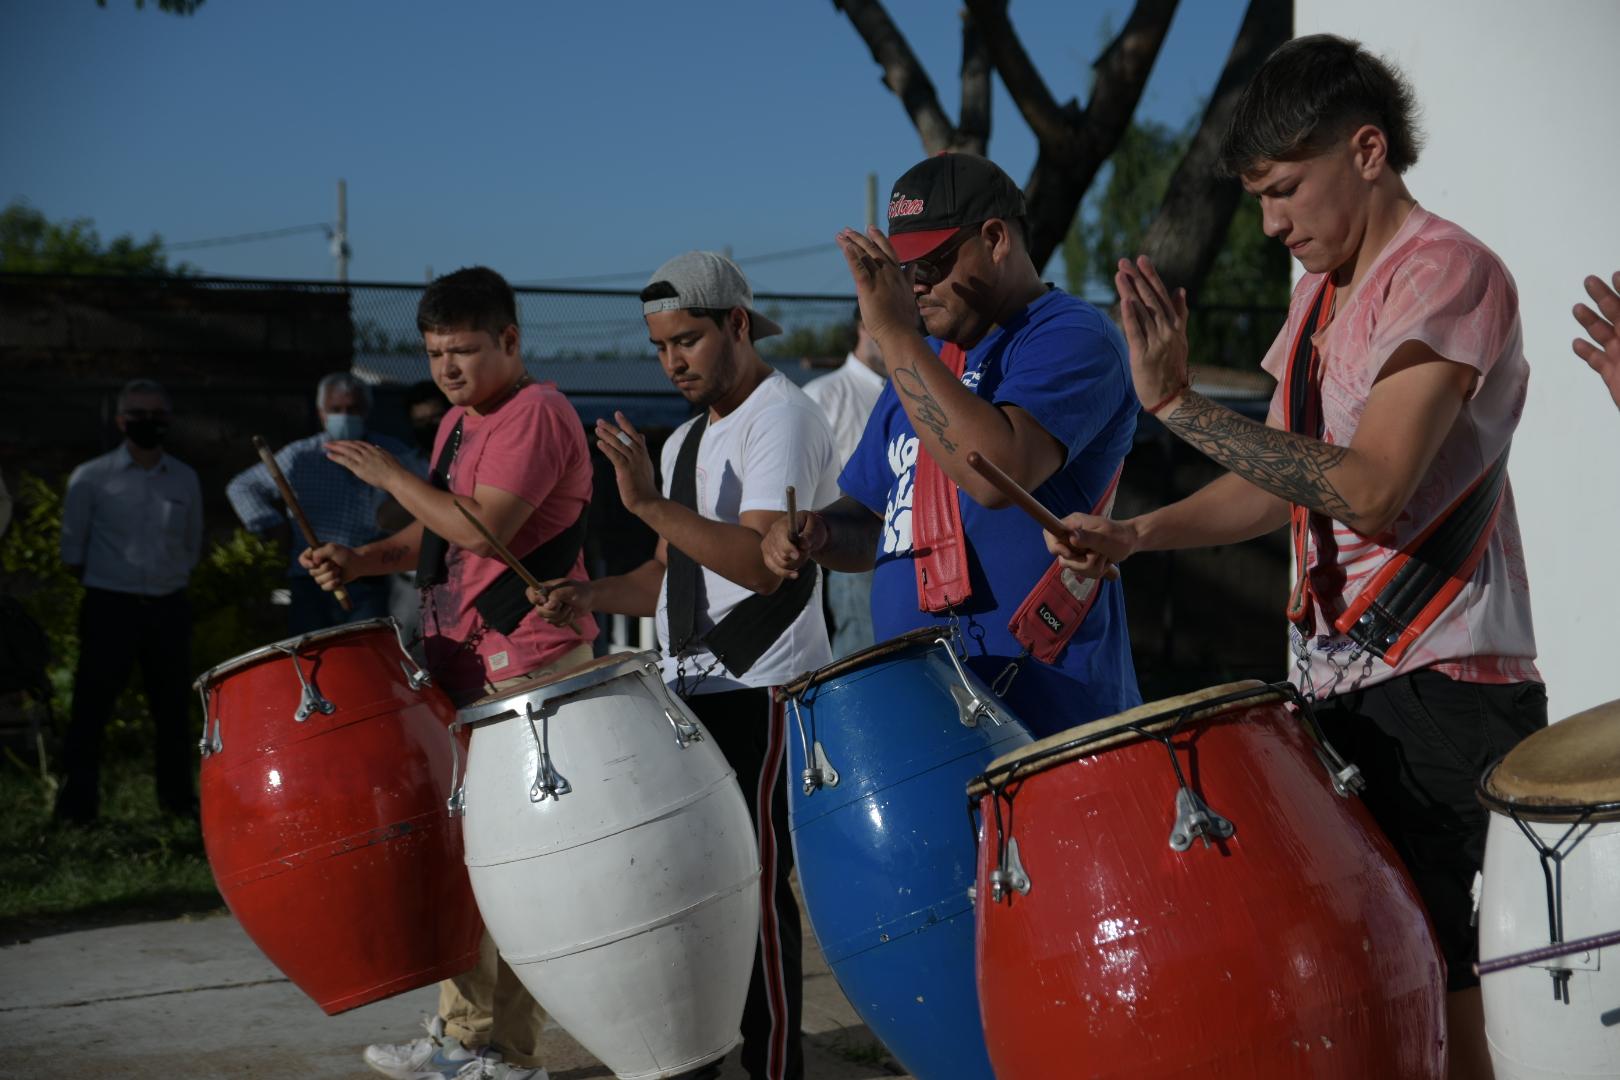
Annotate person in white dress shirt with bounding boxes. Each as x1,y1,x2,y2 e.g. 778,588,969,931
56,378,203,824
802,308,885,656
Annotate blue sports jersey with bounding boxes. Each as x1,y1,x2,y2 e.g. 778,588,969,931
838,288,1142,736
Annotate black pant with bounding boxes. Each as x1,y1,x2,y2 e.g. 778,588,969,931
1313,669,1547,991
680,686,804,1080
55,587,196,822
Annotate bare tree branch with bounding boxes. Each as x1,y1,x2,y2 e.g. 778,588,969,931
1081,0,1180,158
834,0,960,153
961,0,1073,147
1141,0,1290,294
957,7,994,155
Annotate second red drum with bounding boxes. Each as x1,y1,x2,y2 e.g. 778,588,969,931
968,681,1446,1079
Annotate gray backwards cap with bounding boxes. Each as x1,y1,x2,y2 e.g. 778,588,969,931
642,250,784,340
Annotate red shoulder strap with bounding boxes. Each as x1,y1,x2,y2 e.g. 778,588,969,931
912,343,972,613
1006,465,1123,664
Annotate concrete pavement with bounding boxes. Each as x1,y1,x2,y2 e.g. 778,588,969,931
0,908,909,1079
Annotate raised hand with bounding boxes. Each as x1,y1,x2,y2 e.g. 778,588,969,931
595,411,659,514
1573,270,1620,412
836,226,921,344
1115,255,1191,411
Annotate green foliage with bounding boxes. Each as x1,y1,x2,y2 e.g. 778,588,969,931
1063,118,1290,369
0,755,218,937
0,473,283,749
0,200,190,276
759,314,857,361
188,528,287,680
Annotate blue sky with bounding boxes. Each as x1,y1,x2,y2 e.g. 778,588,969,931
1,0,1249,293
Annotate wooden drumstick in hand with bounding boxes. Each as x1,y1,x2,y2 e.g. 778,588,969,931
786,485,800,544
454,501,585,635
254,435,352,611
965,450,1120,581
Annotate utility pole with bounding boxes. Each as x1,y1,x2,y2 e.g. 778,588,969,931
866,172,878,230
333,179,350,282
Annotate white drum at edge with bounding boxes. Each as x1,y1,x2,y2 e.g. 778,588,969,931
1479,812,1620,1079
456,654,761,1080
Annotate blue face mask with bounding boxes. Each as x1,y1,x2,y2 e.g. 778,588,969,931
324,413,365,441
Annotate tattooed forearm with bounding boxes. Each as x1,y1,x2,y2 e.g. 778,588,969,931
1163,391,1361,525
893,366,957,454
378,544,411,567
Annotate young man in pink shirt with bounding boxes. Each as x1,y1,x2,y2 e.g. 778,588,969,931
303,266,594,1080
1045,35,1543,1078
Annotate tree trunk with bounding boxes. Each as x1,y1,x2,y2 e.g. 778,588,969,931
1139,0,1291,297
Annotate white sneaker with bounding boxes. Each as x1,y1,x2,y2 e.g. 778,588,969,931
364,1015,484,1079
452,1053,549,1079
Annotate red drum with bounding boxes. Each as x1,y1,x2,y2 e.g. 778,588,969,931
195,618,481,1014
968,681,1446,1079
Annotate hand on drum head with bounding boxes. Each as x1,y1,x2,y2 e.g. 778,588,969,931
761,509,827,580
529,577,592,627
1043,512,1136,580
299,542,357,591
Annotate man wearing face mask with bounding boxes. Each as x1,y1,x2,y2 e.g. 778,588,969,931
56,378,203,824
227,372,423,633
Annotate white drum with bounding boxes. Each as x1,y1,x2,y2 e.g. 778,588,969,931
1477,700,1620,1080
452,652,761,1080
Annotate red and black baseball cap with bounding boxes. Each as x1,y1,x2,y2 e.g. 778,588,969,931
886,153,1027,263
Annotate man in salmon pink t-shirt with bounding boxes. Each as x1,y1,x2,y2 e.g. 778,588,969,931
303,266,589,1080
1043,36,1544,1078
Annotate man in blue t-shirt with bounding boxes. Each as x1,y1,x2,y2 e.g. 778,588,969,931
762,153,1140,735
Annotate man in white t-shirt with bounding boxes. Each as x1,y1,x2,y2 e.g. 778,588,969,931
802,308,885,656
531,251,836,1080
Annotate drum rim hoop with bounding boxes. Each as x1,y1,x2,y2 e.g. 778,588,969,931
454,649,662,729
1477,767,1620,823
781,626,954,697
192,616,403,691
968,679,1289,795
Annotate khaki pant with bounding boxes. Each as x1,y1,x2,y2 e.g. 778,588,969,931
439,642,594,1065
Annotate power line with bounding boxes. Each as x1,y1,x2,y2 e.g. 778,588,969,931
161,222,332,252
515,239,836,287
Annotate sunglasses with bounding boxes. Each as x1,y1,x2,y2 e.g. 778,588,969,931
901,223,983,288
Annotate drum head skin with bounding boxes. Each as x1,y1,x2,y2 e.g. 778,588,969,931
970,680,1285,795
455,650,661,728
194,617,403,691
781,626,945,697
1483,699,1620,820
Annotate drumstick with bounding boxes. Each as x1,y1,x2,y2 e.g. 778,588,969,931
1474,927,1620,977
786,485,800,544
253,435,352,611
965,450,1120,582
453,501,586,635
454,501,546,594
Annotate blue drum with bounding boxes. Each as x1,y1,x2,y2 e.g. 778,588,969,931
782,627,1032,1080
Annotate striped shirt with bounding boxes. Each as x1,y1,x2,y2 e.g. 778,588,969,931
226,430,424,575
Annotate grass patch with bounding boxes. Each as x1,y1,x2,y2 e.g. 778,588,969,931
0,753,222,942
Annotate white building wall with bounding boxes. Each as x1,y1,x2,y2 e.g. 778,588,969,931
1293,0,1620,720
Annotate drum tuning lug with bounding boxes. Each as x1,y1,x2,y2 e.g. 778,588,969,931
989,838,1031,902
802,741,840,794
295,686,336,722
1331,762,1364,797
1168,787,1234,852
940,641,993,727
524,703,571,803
664,708,703,749
400,660,432,691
